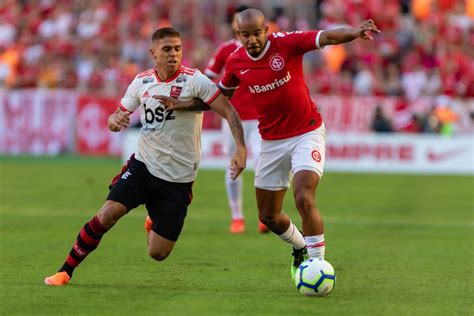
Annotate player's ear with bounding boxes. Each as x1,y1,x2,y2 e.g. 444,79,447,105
149,47,155,59
263,25,269,34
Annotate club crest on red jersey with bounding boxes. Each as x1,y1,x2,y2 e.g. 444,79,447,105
270,55,285,71
170,86,183,98
311,149,322,162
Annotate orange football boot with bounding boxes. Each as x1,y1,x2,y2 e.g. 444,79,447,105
258,221,270,233
44,271,70,286
229,219,245,233
144,215,152,234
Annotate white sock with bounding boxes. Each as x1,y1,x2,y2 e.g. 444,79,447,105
278,222,305,249
305,234,325,259
225,167,243,220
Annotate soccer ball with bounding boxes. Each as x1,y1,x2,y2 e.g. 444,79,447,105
294,258,336,296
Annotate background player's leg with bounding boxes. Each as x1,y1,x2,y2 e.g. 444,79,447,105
225,167,244,229
147,231,176,261
248,121,269,233
292,170,325,259
223,121,244,233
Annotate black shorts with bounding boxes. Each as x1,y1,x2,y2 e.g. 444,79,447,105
107,154,193,241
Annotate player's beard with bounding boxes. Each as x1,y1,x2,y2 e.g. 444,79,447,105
247,46,261,57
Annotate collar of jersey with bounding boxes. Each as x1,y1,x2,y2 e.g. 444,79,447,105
245,40,271,61
154,65,182,83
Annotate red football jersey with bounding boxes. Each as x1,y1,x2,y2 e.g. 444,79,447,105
220,31,324,140
204,39,258,120
204,39,240,78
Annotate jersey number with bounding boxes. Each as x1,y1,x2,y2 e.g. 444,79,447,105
144,103,175,124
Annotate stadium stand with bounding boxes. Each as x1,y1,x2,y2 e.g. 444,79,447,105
1,0,473,133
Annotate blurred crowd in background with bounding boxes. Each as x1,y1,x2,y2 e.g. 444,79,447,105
1,0,473,134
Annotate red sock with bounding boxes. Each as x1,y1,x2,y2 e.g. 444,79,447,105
59,216,108,276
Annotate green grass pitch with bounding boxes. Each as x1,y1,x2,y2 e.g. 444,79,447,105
0,156,473,315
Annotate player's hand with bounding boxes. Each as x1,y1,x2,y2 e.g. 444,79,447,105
153,95,190,110
355,19,380,40
108,109,130,132
230,146,247,181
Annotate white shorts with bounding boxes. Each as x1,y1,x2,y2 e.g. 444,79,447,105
222,119,261,168
254,124,327,191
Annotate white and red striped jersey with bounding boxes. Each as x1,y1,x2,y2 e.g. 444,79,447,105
120,65,220,182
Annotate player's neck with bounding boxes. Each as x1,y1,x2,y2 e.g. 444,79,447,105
155,65,180,81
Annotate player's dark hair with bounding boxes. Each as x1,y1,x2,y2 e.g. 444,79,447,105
227,5,251,24
235,5,250,13
152,27,181,42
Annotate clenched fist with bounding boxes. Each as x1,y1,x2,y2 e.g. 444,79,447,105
108,108,130,132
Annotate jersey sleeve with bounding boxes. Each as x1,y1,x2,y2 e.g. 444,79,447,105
204,45,227,78
119,76,141,112
191,70,221,105
219,59,240,90
275,30,324,54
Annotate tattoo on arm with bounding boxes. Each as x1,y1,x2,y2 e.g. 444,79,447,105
228,108,245,147
186,98,211,111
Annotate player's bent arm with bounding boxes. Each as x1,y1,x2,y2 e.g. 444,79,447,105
318,19,381,47
108,107,130,132
208,93,247,179
209,94,245,148
152,96,210,111
186,98,211,111
166,97,211,111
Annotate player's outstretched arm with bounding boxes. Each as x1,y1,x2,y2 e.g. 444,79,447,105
152,96,211,111
208,93,247,180
319,19,380,47
108,107,130,132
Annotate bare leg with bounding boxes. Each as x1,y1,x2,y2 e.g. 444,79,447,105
255,188,289,234
292,170,325,259
97,200,128,229
148,231,176,261
292,170,323,235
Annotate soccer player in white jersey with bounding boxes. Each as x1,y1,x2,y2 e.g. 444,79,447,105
162,10,380,279
44,27,247,286
204,5,268,234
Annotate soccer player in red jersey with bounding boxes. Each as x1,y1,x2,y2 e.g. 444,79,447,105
153,9,380,279
204,5,268,234
219,9,380,278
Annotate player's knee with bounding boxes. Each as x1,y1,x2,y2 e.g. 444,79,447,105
97,201,127,229
259,212,277,226
148,248,170,261
294,192,315,214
